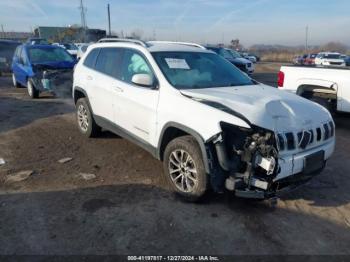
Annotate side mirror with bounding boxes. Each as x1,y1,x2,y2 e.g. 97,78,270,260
131,73,154,88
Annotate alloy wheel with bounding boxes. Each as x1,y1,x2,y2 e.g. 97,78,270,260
168,149,198,193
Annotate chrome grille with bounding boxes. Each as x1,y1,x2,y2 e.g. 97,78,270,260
277,121,334,152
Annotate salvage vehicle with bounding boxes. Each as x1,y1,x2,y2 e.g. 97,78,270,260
12,44,76,98
278,65,350,113
73,40,335,201
206,46,254,74
0,40,21,75
303,53,318,65
315,52,346,67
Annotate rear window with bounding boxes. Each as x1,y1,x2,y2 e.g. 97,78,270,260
83,48,99,68
94,48,123,79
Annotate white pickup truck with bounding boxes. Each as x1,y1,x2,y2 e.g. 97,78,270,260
278,66,350,113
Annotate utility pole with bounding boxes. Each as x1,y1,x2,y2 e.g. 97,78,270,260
1,24,4,39
79,0,87,41
305,25,309,52
107,4,111,36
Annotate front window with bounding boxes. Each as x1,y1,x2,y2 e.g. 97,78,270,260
121,50,153,84
152,51,254,89
28,47,74,63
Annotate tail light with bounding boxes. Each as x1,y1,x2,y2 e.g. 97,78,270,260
277,71,284,87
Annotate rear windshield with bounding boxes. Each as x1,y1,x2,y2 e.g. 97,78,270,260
28,47,74,63
152,51,254,90
324,54,341,59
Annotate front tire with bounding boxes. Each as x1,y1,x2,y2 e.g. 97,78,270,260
163,135,208,201
76,98,101,137
27,79,39,98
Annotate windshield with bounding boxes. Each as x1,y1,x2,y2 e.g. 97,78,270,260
152,51,254,89
28,47,74,63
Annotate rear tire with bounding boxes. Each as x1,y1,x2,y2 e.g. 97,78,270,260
76,98,101,137
27,79,39,98
163,135,208,202
12,73,20,88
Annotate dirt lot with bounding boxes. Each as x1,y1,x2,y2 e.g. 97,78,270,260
0,64,350,255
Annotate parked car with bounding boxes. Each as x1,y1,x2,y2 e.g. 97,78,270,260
303,53,318,65
0,40,21,75
278,65,350,113
72,39,334,201
206,46,254,74
292,55,303,65
240,52,257,63
26,38,49,45
61,43,78,58
315,52,346,67
77,43,91,60
226,48,255,74
12,44,76,98
340,55,350,66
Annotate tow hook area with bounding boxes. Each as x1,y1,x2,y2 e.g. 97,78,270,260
213,124,279,199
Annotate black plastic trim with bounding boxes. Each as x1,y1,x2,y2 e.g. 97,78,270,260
157,122,212,173
94,115,157,157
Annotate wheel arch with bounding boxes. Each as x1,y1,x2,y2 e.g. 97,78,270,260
157,122,213,174
297,83,337,100
73,86,87,104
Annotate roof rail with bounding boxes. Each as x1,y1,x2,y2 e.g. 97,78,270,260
147,41,206,50
97,38,148,47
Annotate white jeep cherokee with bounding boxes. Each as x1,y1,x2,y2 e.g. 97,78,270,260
73,39,335,201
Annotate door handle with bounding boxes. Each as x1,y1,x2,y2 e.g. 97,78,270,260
86,75,93,80
115,86,124,92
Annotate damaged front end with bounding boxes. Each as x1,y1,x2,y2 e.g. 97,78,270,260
211,122,284,199
32,64,73,97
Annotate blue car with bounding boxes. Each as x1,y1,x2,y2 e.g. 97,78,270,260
12,44,76,98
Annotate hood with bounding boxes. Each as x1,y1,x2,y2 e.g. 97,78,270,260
180,84,331,132
32,61,76,70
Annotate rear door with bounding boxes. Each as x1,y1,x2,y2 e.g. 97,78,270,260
88,47,124,122
16,47,31,85
12,46,25,84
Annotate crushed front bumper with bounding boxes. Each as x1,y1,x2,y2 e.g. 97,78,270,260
233,139,335,199
32,69,73,97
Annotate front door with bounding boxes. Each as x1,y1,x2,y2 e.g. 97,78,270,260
114,49,159,144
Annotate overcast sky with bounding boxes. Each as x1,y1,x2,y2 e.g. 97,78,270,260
0,0,349,47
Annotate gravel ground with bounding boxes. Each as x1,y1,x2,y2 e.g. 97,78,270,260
0,65,350,255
